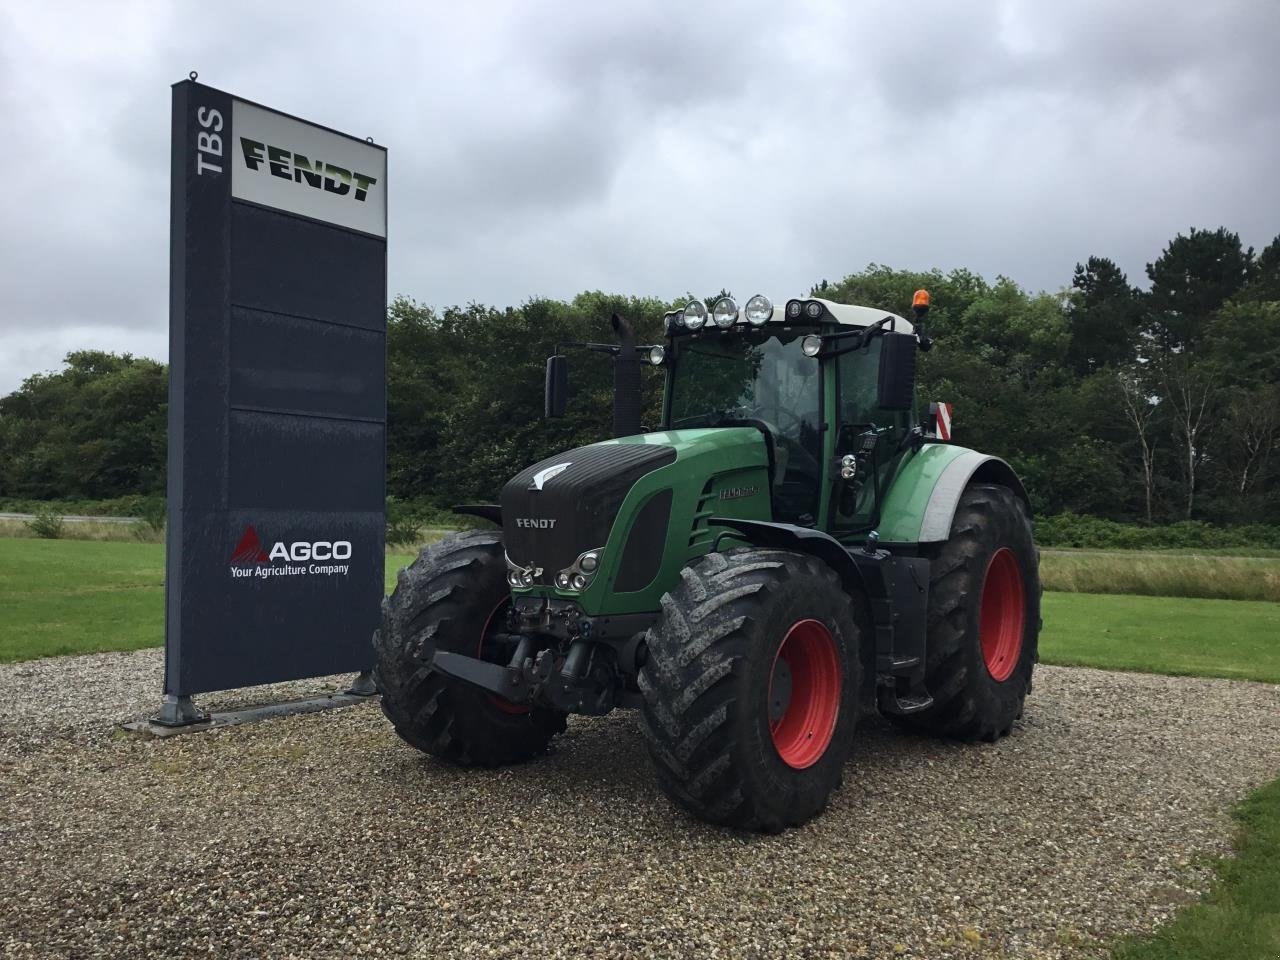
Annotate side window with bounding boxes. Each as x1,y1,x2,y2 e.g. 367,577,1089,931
834,341,911,529
837,344,881,427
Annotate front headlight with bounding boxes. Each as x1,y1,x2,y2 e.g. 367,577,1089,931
648,345,666,366
744,294,772,325
505,552,540,588
683,299,708,331
555,548,603,593
712,297,738,328
801,335,823,358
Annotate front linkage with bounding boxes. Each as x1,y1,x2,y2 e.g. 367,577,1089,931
433,598,654,715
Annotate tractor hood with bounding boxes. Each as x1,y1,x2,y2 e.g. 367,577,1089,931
500,428,770,601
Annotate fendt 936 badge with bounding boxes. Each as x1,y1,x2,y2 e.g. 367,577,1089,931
374,291,1040,831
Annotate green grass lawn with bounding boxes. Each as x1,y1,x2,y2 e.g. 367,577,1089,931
1040,592,1280,684
0,539,167,661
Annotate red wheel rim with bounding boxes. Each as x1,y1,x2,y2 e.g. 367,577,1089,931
768,619,842,770
980,548,1026,682
478,599,528,715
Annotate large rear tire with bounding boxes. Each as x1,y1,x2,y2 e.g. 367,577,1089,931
889,483,1040,741
639,549,862,832
373,531,566,766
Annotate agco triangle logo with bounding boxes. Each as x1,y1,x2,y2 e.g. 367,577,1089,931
230,525,270,565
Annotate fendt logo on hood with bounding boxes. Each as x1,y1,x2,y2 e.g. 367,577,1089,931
514,518,557,529
531,462,571,491
229,525,353,580
240,138,379,202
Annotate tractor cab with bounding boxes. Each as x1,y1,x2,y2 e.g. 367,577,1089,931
655,295,922,538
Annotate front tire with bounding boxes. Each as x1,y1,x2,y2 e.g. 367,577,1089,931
889,483,1040,741
639,549,862,832
373,531,566,766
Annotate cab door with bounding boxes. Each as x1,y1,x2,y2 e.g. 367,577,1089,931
828,339,913,537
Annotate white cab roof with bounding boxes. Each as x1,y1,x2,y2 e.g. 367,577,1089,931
771,298,913,334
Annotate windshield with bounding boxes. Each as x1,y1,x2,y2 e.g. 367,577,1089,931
667,330,823,521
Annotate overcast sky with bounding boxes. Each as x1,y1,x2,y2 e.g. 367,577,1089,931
1,0,1277,393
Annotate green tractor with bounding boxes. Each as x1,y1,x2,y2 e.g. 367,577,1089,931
374,291,1040,831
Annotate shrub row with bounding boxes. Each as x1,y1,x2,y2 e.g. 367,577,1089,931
1036,512,1280,550
0,495,163,518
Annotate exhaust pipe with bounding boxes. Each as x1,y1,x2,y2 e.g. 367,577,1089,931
611,312,642,438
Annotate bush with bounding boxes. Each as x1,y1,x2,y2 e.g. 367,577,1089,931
130,521,162,542
1036,512,1280,550
385,498,424,547
24,507,65,539
138,497,166,534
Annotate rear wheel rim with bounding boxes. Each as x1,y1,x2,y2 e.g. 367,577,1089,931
768,619,842,770
980,548,1026,682
477,598,528,715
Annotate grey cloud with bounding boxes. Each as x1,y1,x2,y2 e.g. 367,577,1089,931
0,0,1277,393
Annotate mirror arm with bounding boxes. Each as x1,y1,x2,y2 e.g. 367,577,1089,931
823,324,890,359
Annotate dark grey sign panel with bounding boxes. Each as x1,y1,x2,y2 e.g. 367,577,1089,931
164,78,387,711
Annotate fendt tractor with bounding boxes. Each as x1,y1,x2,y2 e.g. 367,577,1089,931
374,291,1040,831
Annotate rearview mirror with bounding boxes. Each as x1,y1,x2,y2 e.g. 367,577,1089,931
877,333,916,411
545,355,568,418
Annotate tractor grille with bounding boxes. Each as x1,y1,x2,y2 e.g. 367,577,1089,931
501,442,676,578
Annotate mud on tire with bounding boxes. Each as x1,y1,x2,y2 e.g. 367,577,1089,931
888,483,1040,742
638,549,863,832
373,531,566,766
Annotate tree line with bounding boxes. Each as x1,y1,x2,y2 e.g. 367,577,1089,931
2,226,1277,525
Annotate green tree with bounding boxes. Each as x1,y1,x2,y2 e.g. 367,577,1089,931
1240,234,1280,303
0,351,167,500
1145,227,1254,353
1065,256,1142,374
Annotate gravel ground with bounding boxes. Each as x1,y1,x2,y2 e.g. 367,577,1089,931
1,650,1277,959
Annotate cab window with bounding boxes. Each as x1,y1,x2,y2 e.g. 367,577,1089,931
833,339,912,530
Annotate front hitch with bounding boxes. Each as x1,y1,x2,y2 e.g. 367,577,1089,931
432,650,533,703
431,638,618,715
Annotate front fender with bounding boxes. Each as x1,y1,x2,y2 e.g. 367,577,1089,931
877,444,1029,544
706,518,869,595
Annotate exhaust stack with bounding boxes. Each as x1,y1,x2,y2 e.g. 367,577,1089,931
611,312,642,438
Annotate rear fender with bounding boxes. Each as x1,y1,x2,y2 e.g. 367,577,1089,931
878,445,1029,544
